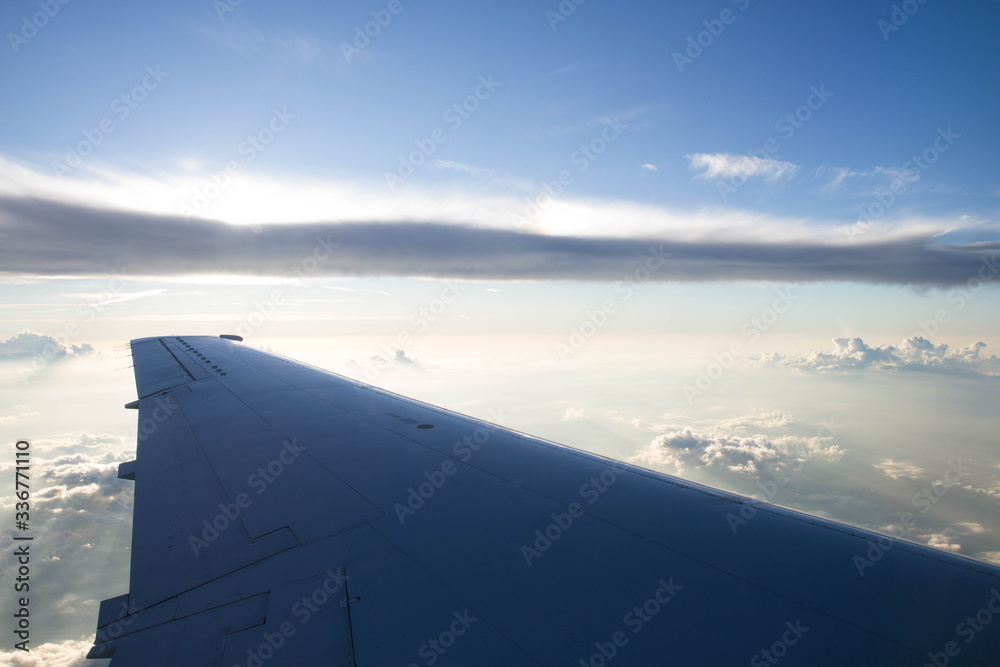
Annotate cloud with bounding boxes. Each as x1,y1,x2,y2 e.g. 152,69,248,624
2,153,997,243
2,196,998,286
641,163,659,172
0,435,134,652
752,337,1000,376
0,637,105,666
59,289,165,306
629,428,843,476
687,153,798,181
0,406,39,424
432,160,492,175
322,285,391,296
209,28,325,64
615,409,789,435
391,349,418,365
717,410,795,431
0,331,94,361
959,522,986,534
345,349,420,373
872,518,1000,561
875,458,924,480
817,166,860,191
562,407,586,420
36,455,126,500
924,532,963,553
872,166,921,192
817,165,921,193
805,493,859,508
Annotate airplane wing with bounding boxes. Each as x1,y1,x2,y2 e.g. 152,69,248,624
89,335,1000,665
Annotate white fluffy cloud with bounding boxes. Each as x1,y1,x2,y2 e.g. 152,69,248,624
630,428,843,475
925,532,963,553
752,336,1000,376
0,331,94,361
0,637,105,667
874,459,924,480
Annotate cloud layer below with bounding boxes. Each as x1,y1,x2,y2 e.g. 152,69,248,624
0,434,133,657
0,331,94,361
752,336,1000,376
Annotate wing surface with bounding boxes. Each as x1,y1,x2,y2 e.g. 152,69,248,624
89,335,1000,665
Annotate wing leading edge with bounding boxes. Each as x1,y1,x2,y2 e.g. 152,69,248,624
89,335,1000,665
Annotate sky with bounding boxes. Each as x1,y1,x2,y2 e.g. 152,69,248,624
0,0,998,664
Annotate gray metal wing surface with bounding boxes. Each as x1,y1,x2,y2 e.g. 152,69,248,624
88,335,1000,665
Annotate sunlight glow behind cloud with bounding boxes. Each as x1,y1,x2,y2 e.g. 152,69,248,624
0,156,990,246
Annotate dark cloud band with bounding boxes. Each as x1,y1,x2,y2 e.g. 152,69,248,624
0,196,996,285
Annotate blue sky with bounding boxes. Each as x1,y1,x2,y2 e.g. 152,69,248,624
1,1,999,664
1,0,997,228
